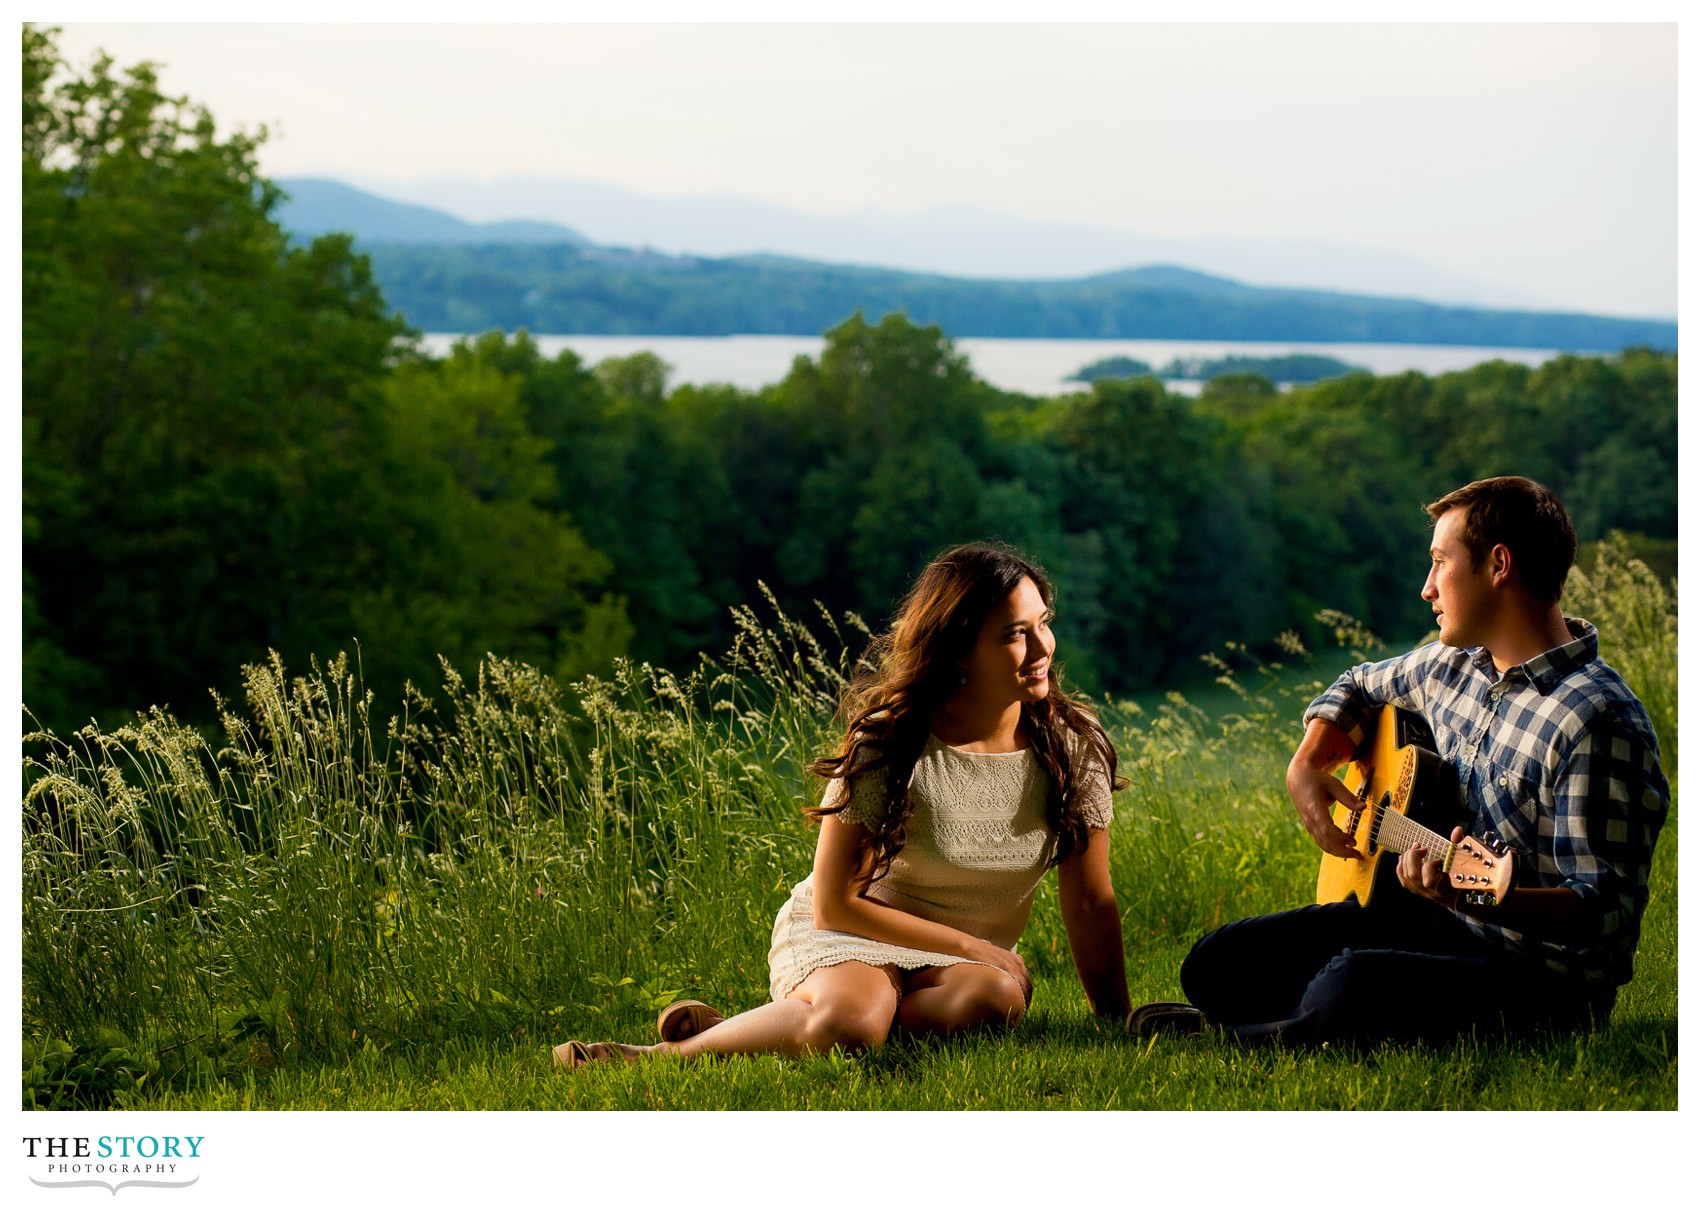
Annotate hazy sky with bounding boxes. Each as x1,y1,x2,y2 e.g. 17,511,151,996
47,18,1678,317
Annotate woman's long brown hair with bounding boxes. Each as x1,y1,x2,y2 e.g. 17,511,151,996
805,542,1125,882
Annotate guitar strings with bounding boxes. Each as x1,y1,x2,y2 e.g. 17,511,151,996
1364,805,1501,895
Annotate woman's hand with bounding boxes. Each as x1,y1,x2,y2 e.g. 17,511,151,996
968,941,1033,1006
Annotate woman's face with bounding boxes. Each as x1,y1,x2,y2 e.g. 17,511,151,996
959,576,1054,706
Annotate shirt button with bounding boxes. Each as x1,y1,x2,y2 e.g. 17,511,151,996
1498,776,1508,787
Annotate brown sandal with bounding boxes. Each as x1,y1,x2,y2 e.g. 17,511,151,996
551,1040,629,1068
655,999,725,1043
551,1040,592,1068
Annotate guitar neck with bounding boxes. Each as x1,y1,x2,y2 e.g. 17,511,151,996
1369,806,1453,863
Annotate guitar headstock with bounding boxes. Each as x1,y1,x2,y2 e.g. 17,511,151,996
1448,831,1514,907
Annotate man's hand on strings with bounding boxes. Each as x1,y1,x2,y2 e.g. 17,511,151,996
1398,825,1464,908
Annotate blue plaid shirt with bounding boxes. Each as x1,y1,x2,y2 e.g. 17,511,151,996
1305,619,1668,986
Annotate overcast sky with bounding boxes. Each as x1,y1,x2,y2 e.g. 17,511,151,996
48,18,1678,318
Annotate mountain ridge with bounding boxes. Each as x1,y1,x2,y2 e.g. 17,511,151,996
272,178,1678,350
278,177,592,247
301,171,1656,315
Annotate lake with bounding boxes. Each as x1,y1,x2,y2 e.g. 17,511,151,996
417,333,1569,397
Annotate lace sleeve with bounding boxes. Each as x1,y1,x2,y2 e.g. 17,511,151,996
822,763,891,830
1070,732,1115,830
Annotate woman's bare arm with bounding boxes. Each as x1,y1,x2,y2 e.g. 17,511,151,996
810,814,1031,998
1057,827,1131,1019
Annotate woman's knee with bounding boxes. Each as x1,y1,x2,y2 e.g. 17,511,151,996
908,965,1026,1033
799,998,893,1054
961,966,1027,1028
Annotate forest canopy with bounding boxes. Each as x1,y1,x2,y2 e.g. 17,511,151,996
21,28,1680,735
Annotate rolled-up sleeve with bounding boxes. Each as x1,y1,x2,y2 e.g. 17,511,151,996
1550,724,1668,938
1303,644,1439,748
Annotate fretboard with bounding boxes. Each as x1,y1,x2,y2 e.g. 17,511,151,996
1368,807,1453,867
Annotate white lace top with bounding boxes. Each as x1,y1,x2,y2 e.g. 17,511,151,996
765,732,1114,1000
827,733,1114,947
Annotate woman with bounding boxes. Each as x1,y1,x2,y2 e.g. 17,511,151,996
553,542,1131,1066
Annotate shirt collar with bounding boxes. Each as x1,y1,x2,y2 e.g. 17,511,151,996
1471,617,1599,691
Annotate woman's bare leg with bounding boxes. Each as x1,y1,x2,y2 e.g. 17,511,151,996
558,962,900,1066
896,963,1026,1038
670,961,900,1059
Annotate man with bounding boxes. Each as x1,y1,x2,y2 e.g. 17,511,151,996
1131,476,1669,1045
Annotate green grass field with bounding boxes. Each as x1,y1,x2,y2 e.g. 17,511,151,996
20,545,1677,1111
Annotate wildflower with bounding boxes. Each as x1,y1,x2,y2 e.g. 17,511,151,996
1195,831,1205,840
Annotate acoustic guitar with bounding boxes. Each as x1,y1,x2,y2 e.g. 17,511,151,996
1315,705,1514,908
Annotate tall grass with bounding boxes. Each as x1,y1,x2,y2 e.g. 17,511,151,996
1563,531,1678,774
21,593,862,1097
20,544,1677,1109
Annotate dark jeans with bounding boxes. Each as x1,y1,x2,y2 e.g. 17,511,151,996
1179,897,1615,1047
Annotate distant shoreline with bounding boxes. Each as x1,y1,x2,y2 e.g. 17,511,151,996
416,332,1578,397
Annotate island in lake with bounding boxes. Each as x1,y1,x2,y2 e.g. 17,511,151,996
1069,352,1371,384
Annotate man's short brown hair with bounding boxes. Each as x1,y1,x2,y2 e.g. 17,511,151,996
1426,476,1577,603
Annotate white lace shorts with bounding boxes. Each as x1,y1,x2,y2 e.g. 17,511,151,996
766,875,996,1002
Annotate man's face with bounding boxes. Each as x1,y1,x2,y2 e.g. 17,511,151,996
1422,506,1498,649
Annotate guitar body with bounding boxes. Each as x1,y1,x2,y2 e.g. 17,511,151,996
1315,706,1459,907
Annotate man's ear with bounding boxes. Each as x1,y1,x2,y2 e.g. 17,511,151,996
1487,542,1514,588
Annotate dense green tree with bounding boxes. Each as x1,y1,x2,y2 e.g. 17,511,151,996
348,356,622,691
1047,377,1234,685
1530,351,1676,538
1197,372,1279,416
1231,377,1434,646
1409,361,1536,489
23,28,403,725
443,336,744,664
21,29,616,728
767,313,1007,618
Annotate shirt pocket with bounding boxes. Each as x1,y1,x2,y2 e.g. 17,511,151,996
1470,755,1541,871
